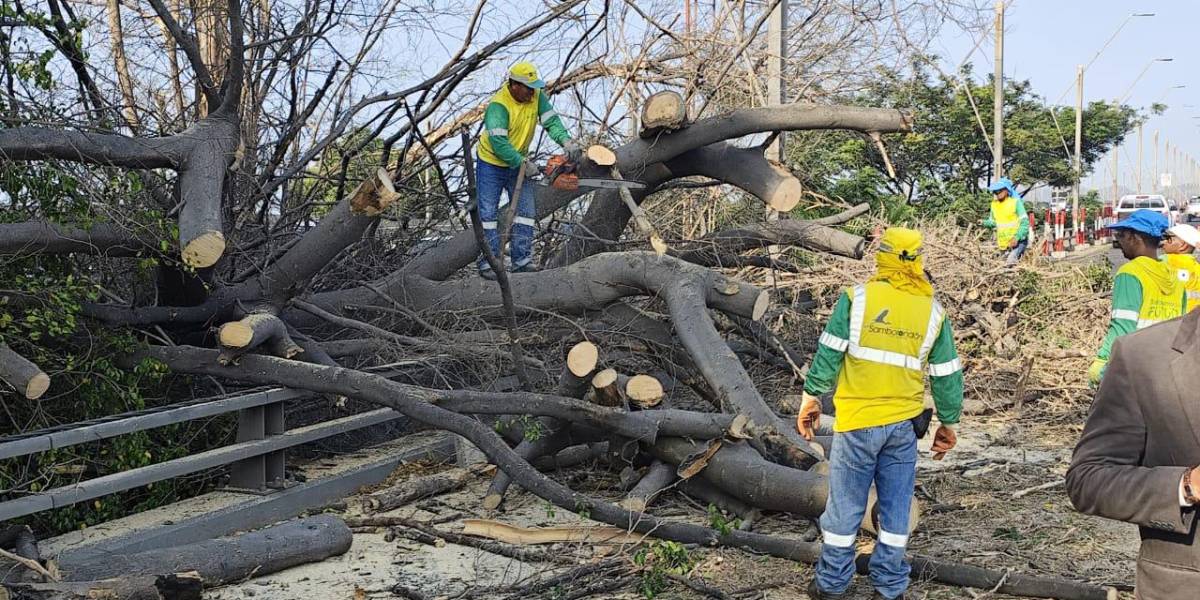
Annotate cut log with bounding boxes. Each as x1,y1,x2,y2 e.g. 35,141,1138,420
0,572,203,600
0,343,50,400
652,437,827,517
609,167,667,255
362,468,479,513
557,340,599,399
483,419,569,510
639,90,687,138
619,460,676,512
348,167,400,216
216,313,302,364
590,368,623,407
52,515,351,586
677,478,760,528
585,144,616,166
531,442,608,470
622,374,664,408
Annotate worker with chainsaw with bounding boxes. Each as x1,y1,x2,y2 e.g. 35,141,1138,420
1162,223,1200,313
982,177,1030,266
797,227,963,600
1089,210,1187,386
475,61,581,279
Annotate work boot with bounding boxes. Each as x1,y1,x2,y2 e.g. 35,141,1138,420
512,263,540,274
479,268,497,281
872,592,904,600
806,579,847,599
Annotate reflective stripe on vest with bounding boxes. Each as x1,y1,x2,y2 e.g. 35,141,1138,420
992,198,1021,249
847,285,943,373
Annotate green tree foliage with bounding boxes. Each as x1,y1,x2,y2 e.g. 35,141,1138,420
788,61,1141,225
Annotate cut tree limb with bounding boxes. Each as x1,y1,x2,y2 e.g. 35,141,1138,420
585,145,616,166
619,460,676,512
1,572,202,600
362,467,480,513
591,368,623,407
52,515,351,585
216,313,302,364
0,343,50,400
639,90,687,139
609,167,667,255
0,222,147,257
558,341,599,399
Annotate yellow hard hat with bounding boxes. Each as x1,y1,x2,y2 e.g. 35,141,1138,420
508,61,545,89
878,227,923,260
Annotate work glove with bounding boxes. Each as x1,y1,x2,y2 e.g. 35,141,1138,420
931,424,956,460
795,392,823,441
522,158,539,178
563,139,583,162
1087,358,1107,388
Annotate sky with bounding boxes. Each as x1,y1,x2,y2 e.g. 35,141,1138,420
933,0,1198,197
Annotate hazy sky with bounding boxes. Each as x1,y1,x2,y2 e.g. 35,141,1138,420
935,1,1198,193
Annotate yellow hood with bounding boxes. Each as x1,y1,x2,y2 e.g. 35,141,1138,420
1127,256,1178,295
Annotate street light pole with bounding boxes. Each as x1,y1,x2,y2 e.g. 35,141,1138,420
992,0,1004,179
1073,65,1084,243
1138,124,1144,191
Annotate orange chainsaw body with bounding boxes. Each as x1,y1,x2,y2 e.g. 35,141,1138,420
543,155,579,190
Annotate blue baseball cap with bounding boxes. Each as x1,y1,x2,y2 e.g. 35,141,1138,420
1108,209,1169,238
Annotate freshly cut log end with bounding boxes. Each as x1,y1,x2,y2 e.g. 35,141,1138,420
585,145,616,166
349,168,400,216
624,375,664,408
726,414,752,440
617,498,647,512
751,291,770,321
0,343,51,400
217,321,255,349
765,165,802,212
566,341,599,377
482,493,503,511
24,372,50,401
590,368,622,407
650,234,668,256
640,90,687,138
181,231,225,268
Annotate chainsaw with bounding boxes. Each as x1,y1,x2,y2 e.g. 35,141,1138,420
539,155,646,191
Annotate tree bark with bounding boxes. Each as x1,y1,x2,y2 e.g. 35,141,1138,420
1,572,203,600
361,468,479,513
0,222,146,257
52,515,351,586
619,460,676,512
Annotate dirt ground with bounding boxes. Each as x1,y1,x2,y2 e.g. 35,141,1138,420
208,399,1139,600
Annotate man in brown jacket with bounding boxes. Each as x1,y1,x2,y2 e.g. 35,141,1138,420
1066,309,1200,598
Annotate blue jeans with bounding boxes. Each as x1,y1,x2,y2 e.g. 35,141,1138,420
816,421,917,600
475,158,537,272
1005,238,1028,266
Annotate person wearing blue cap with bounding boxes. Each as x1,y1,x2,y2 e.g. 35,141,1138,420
982,178,1029,266
475,61,581,279
1089,209,1187,385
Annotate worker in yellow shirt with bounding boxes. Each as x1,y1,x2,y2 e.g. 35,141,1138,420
1163,223,1200,313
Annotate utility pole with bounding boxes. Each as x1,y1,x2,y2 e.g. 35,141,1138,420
1111,96,1119,204
992,0,1005,179
1137,124,1144,191
765,0,786,163
1072,65,1083,243
1153,130,1159,193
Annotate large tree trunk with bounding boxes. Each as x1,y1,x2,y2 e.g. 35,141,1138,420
52,515,351,586
1,573,202,600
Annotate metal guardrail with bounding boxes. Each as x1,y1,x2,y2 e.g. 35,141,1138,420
0,364,417,522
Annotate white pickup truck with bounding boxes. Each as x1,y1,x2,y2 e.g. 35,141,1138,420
1186,196,1200,223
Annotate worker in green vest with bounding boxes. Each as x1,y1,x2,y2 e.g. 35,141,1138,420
983,178,1029,266
1089,210,1187,386
475,61,581,279
796,227,963,600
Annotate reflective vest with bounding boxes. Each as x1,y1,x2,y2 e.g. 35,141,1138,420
1165,254,1200,313
821,282,950,432
991,197,1021,249
1113,260,1186,328
478,85,542,168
